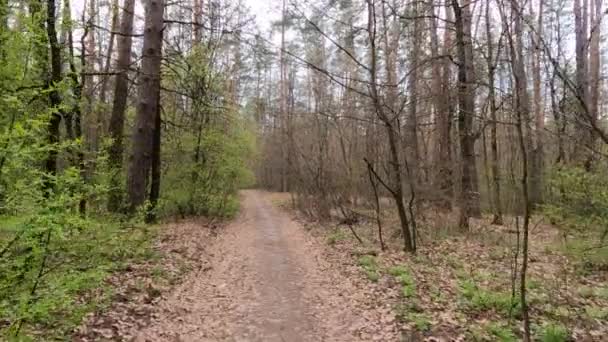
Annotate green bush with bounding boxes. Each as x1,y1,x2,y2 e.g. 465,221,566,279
458,279,521,317
357,255,380,282
388,265,417,298
538,323,569,342
543,167,608,248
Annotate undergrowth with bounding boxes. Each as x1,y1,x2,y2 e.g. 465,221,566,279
0,216,159,339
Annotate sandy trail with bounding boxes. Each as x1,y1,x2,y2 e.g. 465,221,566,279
134,190,371,342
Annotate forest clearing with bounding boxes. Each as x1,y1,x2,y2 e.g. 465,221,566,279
1,0,608,340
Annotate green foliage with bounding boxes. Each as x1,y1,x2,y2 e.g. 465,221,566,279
543,167,608,232
357,255,380,282
468,322,518,342
406,312,431,331
585,305,608,320
543,167,608,268
458,279,521,317
326,229,347,246
538,323,569,342
158,47,256,219
485,322,518,342
0,208,157,339
388,265,416,298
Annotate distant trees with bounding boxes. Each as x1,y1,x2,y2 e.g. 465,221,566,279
255,0,608,253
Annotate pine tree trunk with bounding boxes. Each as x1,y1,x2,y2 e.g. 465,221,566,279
108,0,135,212
127,0,165,211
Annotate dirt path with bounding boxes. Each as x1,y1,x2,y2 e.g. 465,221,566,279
133,190,389,342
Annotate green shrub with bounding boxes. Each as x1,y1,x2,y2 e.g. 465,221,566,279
406,312,431,331
543,167,608,268
388,265,416,298
458,279,521,317
357,255,380,282
486,322,517,342
538,323,569,342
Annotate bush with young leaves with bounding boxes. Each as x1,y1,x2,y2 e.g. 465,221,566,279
543,167,608,235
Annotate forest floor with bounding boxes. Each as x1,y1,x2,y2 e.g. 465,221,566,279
270,193,608,341
74,190,608,341
77,189,401,341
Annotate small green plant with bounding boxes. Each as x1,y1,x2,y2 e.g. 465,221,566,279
388,265,416,298
585,305,608,320
326,229,347,246
458,279,521,317
538,323,569,342
357,255,380,282
486,322,517,342
407,312,431,331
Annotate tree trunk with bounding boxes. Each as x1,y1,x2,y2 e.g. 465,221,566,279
485,0,503,224
108,0,135,212
45,0,63,181
529,0,544,205
406,0,420,185
147,93,162,223
367,0,414,252
99,0,119,105
127,0,165,211
574,0,590,164
587,0,601,169
435,4,454,209
452,0,478,229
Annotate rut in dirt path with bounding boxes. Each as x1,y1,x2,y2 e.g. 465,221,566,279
133,190,384,342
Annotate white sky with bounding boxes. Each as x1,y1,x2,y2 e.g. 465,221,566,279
71,0,277,33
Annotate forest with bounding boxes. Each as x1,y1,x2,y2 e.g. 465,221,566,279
0,0,607,340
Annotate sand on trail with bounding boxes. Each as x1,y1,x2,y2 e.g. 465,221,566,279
133,190,383,342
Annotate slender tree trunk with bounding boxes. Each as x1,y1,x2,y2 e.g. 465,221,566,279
508,3,532,336
435,4,454,209
485,0,503,224
406,0,420,184
65,0,87,214
127,0,165,211
574,0,590,164
452,0,478,229
367,0,414,252
529,0,544,205
147,94,162,223
587,0,601,169
108,0,135,212
99,0,119,105
85,0,98,154
193,0,203,44
45,0,63,180
279,0,289,192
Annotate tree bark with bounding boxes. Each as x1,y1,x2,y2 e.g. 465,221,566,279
452,0,478,229
587,0,601,169
45,0,63,180
574,0,591,165
127,0,165,211
108,0,135,212
485,0,503,224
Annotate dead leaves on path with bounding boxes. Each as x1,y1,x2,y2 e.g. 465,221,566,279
74,220,217,341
